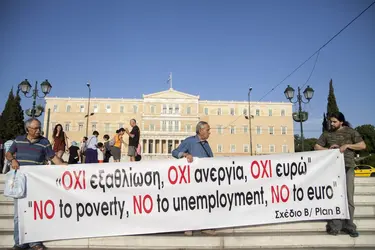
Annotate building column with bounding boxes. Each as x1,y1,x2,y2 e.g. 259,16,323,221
146,139,149,154
166,140,170,154
152,139,155,155
159,139,162,155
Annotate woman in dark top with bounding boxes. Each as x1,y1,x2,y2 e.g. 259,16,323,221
68,141,80,164
52,124,69,159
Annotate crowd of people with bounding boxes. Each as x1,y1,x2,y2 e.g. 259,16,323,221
0,111,367,249
1,119,141,174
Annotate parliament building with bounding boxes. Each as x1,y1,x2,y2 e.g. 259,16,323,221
43,88,294,160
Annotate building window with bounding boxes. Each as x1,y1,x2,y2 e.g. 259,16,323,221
244,145,249,153
256,126,262,135
78,123,83,132
269,126,274,135
65,123,70,132
217,144,223,153
104,123,110,133
204,108,208,115
185,124,192,132
230,144,236,153
91,123,97,131
174,121,179,131
80,105,85,113
230,108,235,115
169,105,173,114
255,109,260,116
66,105,71,112
118,123,124,129
162,104,167,114
51,122,56,132
230,126,235,134
187,106,191,115
174,104,179,114
217,108,222,115
269,144,275,153
281,109,286,116
168,121,173,132
151,105,155,114
162,121,167,131
282,145,288,153
133,105,138,113
93,105,98,113
256,144,262,153
243,108,248,116
53,105,58,112
217,125,223,134
281,126,287,135
243,125,248,134
105,105,111,113
269,109,273,116
120,106,124,113
150,124,155,131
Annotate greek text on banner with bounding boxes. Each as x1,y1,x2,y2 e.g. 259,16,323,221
17,149,349,243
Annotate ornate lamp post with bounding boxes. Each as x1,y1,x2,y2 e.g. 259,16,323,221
18,79,52,118
245,88,253,155
284,85,314,151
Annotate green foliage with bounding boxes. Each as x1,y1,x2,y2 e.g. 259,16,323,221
0,88,25,140
323,79,340,131
327,79,339,116
355,124,375,155
360,154,375,167
322,113,328,132
294,134,317,152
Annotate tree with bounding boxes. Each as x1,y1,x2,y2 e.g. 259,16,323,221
355,124,375,155
0,88,25,141
294,134,317,152
11,92,25,136
323,79,340,131
0,88,15,140
322,113,328,132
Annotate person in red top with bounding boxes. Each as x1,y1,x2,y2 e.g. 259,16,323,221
52,124,69,159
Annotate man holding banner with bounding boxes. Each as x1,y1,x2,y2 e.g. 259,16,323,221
5,118,67,250
172,121,215,236
315,112,366,237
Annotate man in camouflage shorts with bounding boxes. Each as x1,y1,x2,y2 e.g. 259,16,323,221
315,112,366,237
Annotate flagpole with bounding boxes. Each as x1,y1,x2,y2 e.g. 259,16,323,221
169,72,172,89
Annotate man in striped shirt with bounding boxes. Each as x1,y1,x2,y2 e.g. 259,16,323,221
5,118,66,250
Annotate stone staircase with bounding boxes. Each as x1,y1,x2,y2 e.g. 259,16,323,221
0,174,374,249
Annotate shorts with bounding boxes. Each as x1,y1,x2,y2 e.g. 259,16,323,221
111,146,121,161
128,146,136,157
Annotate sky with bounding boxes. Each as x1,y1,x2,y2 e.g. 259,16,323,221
0,0,374,138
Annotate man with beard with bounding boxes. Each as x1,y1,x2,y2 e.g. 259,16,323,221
314,112,366,237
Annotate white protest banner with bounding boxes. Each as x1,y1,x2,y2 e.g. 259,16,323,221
18,149,349,244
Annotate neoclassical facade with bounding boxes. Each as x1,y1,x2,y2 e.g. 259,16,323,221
43,88,294,159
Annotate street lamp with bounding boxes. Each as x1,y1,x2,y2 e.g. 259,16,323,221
85,82,92,137
18,79,52,118
284,85,314,151
244,88,253,156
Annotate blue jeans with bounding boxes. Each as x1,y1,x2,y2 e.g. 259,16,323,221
14,199,42,248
